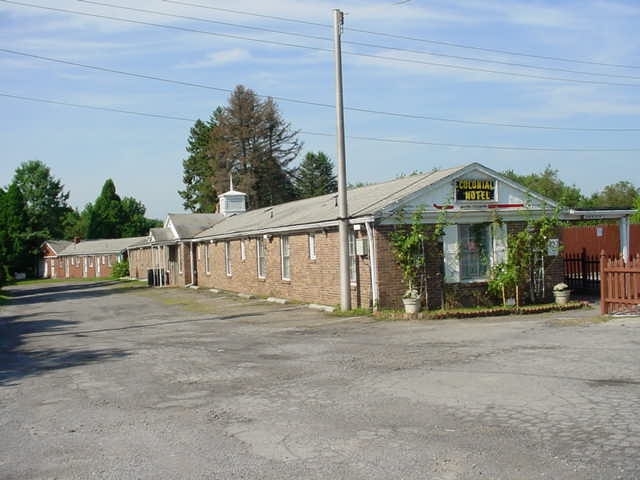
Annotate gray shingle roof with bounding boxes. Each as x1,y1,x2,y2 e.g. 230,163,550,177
150,227,173,243
43,240,73,254
196,164,466,239
58,237,147,256
167,213,225,238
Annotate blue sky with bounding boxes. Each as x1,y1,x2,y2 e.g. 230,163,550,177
1,0,639,219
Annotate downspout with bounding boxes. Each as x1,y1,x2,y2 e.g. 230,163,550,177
365,221,379,311
187,240,195,287
620,215,630,262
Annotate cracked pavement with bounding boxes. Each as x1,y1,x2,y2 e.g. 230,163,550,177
1,281,639,479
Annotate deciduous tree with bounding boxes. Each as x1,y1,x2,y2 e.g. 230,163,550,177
0,184,30,278
11,160,72,239
502,165,584,207
585,181,638,209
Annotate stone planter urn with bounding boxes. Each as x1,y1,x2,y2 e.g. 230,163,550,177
553,284,571,305
402,296,422,314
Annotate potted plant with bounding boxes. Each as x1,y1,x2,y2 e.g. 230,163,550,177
553,282,571,305
389,208,427,314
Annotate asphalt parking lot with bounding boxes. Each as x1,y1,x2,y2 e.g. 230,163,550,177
1,281,639,479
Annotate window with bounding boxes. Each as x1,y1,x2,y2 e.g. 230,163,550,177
459,223,490,281
349,231,357,284
102,255,106,265
204,243,211,274
308,233,316,260
108,255,112,267
281,236,291,280
224,242,232,276
240,240,246,261
256,238,266,278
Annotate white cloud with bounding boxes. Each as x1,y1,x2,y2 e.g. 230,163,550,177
177,48,251,69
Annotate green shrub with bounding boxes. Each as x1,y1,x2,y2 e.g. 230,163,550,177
111,260,129,279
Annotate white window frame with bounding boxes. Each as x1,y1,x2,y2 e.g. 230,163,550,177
458,223,491,282
281,236,291,280
256,238,266,279
308,233,317,260
348,231,357,284
204,243,211,274
224,242,232,276
240,240,246,261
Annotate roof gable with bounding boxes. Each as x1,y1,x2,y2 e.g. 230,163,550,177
165,213,225,239
193,162,558,239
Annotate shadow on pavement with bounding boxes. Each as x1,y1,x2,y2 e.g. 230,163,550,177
0,308,129,387
3,281,127,306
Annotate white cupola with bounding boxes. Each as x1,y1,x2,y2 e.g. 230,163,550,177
218,176,247,216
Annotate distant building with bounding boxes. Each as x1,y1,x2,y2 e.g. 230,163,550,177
41,237,146,279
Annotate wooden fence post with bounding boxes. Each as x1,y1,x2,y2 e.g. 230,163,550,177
600,250,607,315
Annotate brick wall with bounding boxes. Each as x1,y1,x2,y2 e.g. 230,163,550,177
193,229,373,308
376,225,444,310
129,248,154,280
57,254,120,279
131,219,565,310
507,221,563,304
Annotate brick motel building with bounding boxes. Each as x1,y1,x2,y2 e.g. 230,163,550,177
126,162,598,310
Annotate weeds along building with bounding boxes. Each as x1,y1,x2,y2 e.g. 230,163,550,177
128,162,569,310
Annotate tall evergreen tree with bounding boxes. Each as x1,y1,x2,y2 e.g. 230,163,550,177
178,111,220,213
208,85,302,209
87,179,123,239
295,151,338,199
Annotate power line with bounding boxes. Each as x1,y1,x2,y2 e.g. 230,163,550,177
76,0,640,81
4,91,639,152
0,92,195,121
3,48,639,133
161,0,640,70
302,130,640,152
162,0,330,29
346,27,640,71
4,0,640,88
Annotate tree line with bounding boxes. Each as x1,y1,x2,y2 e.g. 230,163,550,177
0,161,160,283
2,84,638,284
502,166,640,210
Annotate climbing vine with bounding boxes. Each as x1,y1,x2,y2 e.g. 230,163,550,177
488,208,563,305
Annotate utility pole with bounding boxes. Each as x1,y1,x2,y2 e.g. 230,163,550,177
333,9,351,311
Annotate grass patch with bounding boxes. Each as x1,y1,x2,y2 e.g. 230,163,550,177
549,315,611,327
0,290,10,306
11,277,109,286
331,307,373,317
375,301,590,321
